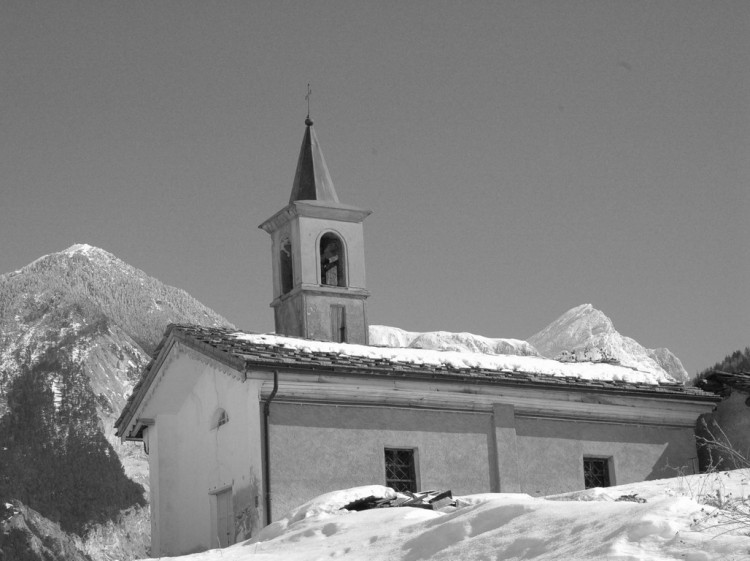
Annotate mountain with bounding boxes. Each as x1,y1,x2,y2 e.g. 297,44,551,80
0,244,233,541
370,306,688,384
0,244,233,430
0,500,91,561
527,303,689,383
369,325,539,356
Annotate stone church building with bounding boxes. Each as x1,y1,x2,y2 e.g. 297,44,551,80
116,118,719,557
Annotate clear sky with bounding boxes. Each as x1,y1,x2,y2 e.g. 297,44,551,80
1,1,748,376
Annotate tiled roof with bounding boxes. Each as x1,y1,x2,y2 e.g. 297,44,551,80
115,324,718,436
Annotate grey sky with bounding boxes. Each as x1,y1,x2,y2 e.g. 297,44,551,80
1,1,748,375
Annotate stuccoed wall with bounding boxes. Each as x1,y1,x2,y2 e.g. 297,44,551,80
514,417,698,496
302,293,368,344
144,351,264,556
273,291,368,343
273,294,305,338
267,401,701,517
267,403,493,520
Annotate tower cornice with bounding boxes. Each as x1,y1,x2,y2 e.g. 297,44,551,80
259,200,371,233
270,284,371,309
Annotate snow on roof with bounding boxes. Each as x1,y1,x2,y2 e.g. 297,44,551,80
231,332,673,385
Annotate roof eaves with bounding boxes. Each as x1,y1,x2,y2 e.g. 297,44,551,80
237,351,718,401
115,324,181,437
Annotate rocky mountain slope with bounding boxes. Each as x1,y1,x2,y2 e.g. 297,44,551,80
0,500,91,561
527,303,689,383
0,244,233,540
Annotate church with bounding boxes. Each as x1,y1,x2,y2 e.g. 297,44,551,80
115,116,719,557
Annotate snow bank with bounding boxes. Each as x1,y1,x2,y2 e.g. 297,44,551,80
146,471,750,561
253,485,400,542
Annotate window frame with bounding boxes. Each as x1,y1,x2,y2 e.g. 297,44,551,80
384,447,418,493
211,408,230,430
583,456,613,489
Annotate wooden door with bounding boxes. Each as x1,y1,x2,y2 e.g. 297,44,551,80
215,489,233,547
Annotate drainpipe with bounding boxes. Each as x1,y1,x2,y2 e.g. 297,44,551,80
263,370,279,526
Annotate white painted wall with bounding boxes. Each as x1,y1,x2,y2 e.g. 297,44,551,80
142,348,264,556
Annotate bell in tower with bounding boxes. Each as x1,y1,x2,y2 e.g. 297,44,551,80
258,116,371,344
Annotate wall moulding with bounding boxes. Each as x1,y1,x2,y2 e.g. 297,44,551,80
256,376,715,428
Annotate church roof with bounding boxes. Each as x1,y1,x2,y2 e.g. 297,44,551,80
115,324,718,436
289,119,339,203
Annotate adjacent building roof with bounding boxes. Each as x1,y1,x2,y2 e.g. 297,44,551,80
115,324,718,437
697,371,750,396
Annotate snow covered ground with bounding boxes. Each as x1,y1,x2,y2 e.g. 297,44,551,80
148,471,750,561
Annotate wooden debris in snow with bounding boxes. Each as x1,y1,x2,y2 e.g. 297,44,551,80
340,490,455,512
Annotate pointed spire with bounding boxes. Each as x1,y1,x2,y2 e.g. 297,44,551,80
289,118,340,204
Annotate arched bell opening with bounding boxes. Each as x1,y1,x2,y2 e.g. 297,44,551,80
279,238,293,295
319,232,346,287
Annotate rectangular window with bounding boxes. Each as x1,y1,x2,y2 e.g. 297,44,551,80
583,457,611,489
385,448,417,493
331,305,346,343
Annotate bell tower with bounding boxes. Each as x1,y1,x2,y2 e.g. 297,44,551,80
259,116,371,344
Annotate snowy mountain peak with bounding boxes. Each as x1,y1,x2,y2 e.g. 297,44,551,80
8,244,118,277
64,243,98,255
1,245,233,355
528,304,689,383
369,307,688,384
527,303,614,358
61,243,125,268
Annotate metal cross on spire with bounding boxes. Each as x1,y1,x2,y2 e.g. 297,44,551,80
305,83,313,126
